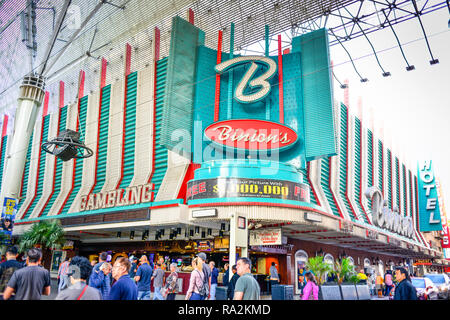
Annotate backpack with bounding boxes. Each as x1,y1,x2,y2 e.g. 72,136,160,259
0,267,16,292
195,270,208,297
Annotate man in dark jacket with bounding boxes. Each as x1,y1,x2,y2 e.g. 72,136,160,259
393,267,417,300
227,265,239,300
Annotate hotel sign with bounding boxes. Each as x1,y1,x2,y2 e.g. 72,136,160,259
417,160,443,232
80,183,154,211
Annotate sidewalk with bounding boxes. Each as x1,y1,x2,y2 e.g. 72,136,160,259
43,279,388,300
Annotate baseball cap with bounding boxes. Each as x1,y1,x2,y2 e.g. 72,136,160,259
196,252,207,261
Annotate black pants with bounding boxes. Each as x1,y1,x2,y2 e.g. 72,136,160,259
166,293,176,300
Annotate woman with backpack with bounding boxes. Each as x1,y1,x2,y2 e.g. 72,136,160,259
185,257,206,300
301,272,319,300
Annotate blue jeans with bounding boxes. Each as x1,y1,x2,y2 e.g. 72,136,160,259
153,287,163,300
190,292,205,300
209,284,217,300
138,291,151,300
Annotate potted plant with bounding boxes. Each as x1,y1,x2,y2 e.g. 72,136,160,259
18,219,66,269
306,256,332,285
331,258,355,285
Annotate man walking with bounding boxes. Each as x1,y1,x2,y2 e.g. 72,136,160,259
108,257,137,300
129,257,138,282
57,257,71,292
0,246,23,300
89,252,111,299
269,262,280,293
223,263,230,287
3,248,51,300
233,257,260,300
393,267,417,300
134,255,153,300
151,262,165,300
209,261,219,300
55,256,101,300
227,264,239,300
196,252,211,299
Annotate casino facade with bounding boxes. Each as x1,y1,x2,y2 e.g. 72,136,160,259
3,14,446,294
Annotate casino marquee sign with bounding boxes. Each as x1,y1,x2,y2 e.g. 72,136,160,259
187,178,310,202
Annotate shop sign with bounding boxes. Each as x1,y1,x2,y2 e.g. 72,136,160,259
365,186,414,238
414,259,432,266
365,229,379,240
196,241,213,252
80,183,154,211
249,228,282,246
417,160,443,232
62,240,74,250
192,208,217,218
250,245,288,254
441,226,450,249
204,119,298,151
186,177,309,202
214,236,229,249
406,243,415,250
1,197,17,244
339,220,353,234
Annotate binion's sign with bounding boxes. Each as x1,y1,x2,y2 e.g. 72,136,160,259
365,186,414,238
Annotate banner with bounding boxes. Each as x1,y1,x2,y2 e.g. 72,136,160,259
1,197,18,244
249,228,282,246
187,177,309,202
417,160,443,232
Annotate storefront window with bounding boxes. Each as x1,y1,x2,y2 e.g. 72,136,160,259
295,250,308,295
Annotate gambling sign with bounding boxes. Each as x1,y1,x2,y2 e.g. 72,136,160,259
186,178,310,202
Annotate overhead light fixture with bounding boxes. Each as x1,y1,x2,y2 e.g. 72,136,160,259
142,230,149,241
221,223,226,231
177,228,182,235
195,226,200,234
116,231,121,238
201,231,206,238
130,231,135,240
207,228,212,236
248,222,255,230
406,65,415,71
219,230,224,238
382,71,391,77
189,229,194,237
360,78,368,83
160,229,165,236
255,223,263,229
169,233,175,240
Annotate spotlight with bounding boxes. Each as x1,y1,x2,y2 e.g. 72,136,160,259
130,231,135,240
116,231,121,238
430,59,439,65
207,229,212,236
169,233,175,240
177,228,182,235
219,230,224,238
340,83,348,89
201,231,206,238
382,72,391,77
41,129,93,161
406,65,415,71
221,223,226,231
255,223,263,229
142,230,149,240
195,226,200,234
160,229,165,236
189,229,194,237
360,78,368,83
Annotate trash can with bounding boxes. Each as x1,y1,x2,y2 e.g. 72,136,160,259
216,286,228,300
271,285,294,300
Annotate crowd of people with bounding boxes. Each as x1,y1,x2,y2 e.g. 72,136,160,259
0,246,262,300
0,245,418,300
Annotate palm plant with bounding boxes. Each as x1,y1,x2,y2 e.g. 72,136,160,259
18,219,66,253
331,258,355,284
306,256,333,285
